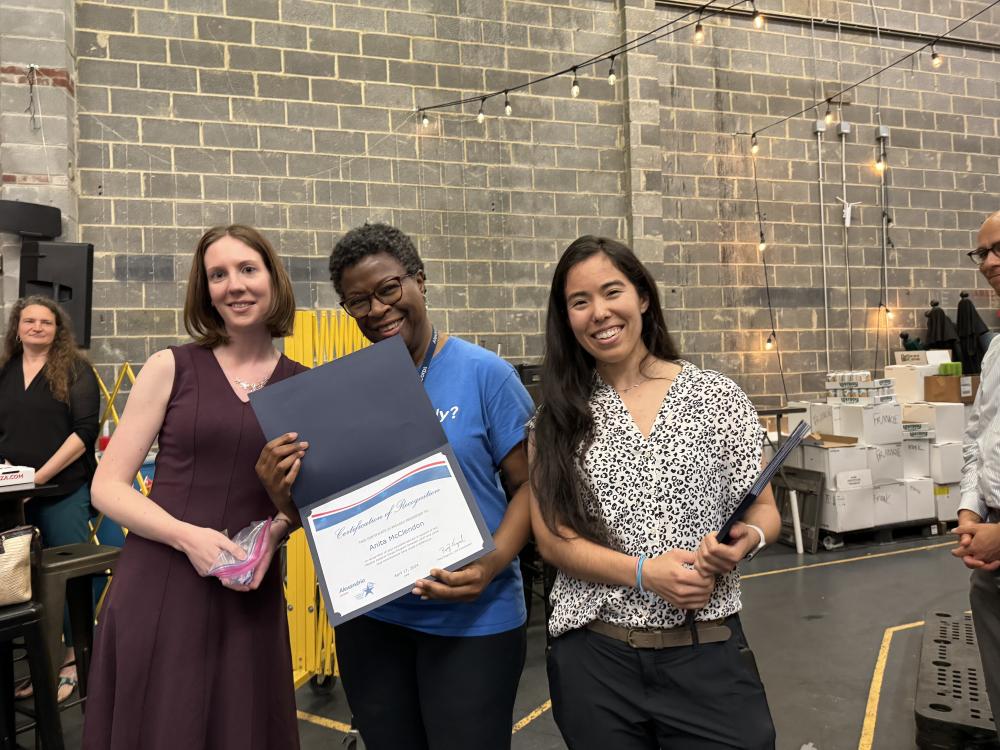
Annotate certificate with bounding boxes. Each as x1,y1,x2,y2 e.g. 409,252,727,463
307,450,494,625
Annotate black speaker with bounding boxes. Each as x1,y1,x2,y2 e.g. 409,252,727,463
18,241,94,347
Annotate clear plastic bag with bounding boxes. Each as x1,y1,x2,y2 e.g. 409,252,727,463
208,518,272,586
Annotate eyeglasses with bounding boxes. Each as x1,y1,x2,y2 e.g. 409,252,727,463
968,243,1000,266
340,274,414,318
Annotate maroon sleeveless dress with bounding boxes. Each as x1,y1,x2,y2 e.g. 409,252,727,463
82,344,305,750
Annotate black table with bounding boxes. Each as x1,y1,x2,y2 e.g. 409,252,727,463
0,484,58,530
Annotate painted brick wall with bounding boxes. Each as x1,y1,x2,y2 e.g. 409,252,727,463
2,0,998,405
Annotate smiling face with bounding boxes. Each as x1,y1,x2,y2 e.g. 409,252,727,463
338,252,429,357
564,252,649,367
203,234,273,334
977,214,1000,295
18,304,57,351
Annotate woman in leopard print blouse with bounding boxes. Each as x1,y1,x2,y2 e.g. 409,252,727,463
529,236,779,749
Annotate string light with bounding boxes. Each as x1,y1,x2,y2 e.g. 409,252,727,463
476,98,485,124
751,2,764,29
758,230,767,253
420,111,430,128
694,18,705,44
824,102,834,126
607,56,616,85
930,44,943,68
750,134,759,155
503,91,512,116
570,68,580,98
886,307,894,320
765,333,775,350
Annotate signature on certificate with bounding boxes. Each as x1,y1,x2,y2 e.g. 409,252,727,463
439,533,467,555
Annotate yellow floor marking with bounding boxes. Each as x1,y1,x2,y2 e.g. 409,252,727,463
857,620,925,750
743,541,953,579
512,700,552,733
296,710,353,734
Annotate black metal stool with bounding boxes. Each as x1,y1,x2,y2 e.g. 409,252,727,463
36,544,119,703
0,602,64,750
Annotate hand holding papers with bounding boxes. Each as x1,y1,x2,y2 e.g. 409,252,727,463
249,337,494,625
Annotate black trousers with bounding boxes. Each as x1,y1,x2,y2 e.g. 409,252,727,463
335,615,527,750
547,615,775,749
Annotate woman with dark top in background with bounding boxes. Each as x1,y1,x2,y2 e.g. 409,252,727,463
529,236,779,749
0,295,99,703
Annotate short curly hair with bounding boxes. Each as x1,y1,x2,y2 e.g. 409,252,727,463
329,223,425,298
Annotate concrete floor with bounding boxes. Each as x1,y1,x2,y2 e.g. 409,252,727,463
13,530,981,749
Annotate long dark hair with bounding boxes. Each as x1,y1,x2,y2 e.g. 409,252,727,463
531,236,679,542
1,296,88,404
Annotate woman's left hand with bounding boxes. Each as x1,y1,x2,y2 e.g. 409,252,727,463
694,523,760,577
221,522,284,593
412,556,499,602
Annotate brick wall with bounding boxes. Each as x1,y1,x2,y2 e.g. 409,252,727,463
3,0,999,405
0,0,77,314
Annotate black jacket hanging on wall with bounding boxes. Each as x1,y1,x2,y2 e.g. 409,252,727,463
956,292,990,374
925,301,961,363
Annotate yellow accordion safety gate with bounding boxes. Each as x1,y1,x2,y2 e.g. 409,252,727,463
283,310,370,689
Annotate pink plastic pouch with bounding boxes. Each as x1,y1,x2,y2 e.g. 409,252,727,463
208,518,272,586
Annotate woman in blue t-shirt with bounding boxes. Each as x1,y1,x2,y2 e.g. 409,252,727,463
259,223,534,750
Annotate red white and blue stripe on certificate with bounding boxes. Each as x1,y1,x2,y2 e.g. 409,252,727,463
310,459,452,532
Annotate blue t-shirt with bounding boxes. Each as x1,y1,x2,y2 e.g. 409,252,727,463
367,336,534,636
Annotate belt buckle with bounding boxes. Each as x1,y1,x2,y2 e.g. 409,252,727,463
627,627,668,648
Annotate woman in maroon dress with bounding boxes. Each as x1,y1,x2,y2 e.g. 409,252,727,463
82,225,304,749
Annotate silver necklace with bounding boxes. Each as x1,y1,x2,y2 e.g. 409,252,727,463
233,375,271,393
616,377,648,395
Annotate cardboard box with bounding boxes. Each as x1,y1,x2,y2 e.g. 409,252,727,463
810,403,844,436
903,439,931,477
779,401,812,435
866,443,903,482
894,350,953,366
838,403,904,445
821,487,876,532
934,483,962,522
833,469,874,491
885,364,940,403
828,394,897,406
874,481,908,526
905,478,936,521
802,443,869,482
902,402,966,444
923,375,980,405
0,465,34,488
930,443,963,484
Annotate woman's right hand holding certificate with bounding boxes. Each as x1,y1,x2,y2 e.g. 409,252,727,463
641,549,716,610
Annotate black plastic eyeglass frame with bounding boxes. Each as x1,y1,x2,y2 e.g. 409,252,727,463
968,243,1000,266
340,274,414,318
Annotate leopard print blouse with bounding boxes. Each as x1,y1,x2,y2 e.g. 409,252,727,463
547,361,763,638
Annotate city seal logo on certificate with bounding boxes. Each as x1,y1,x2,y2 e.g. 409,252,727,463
307,451,489,624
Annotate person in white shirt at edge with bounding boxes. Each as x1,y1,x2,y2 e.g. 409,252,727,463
528,235,780,749
953,209,1000,735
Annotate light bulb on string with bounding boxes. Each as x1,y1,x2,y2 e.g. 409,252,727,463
571,69,580,98
420,111,430,128
694,21,705,44
758,231,767,253
824,102,834,126
476,98,485,124
750,134,759,155
765,333,774,350
751,2,765,29
503,92,512,116
886,307,894,320
874,156,886,174
930,45,943,68
607,56,616,85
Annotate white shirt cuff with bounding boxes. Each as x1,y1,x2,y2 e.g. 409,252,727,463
959,492,989,520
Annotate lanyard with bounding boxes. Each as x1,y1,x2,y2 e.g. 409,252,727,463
417,327,438,383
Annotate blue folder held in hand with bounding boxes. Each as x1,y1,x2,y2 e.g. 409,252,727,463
250,336,451,509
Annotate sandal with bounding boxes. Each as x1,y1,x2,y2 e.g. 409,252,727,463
13,675,32,700
56,672,78,704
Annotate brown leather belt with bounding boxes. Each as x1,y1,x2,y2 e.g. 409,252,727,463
586,618,732,649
